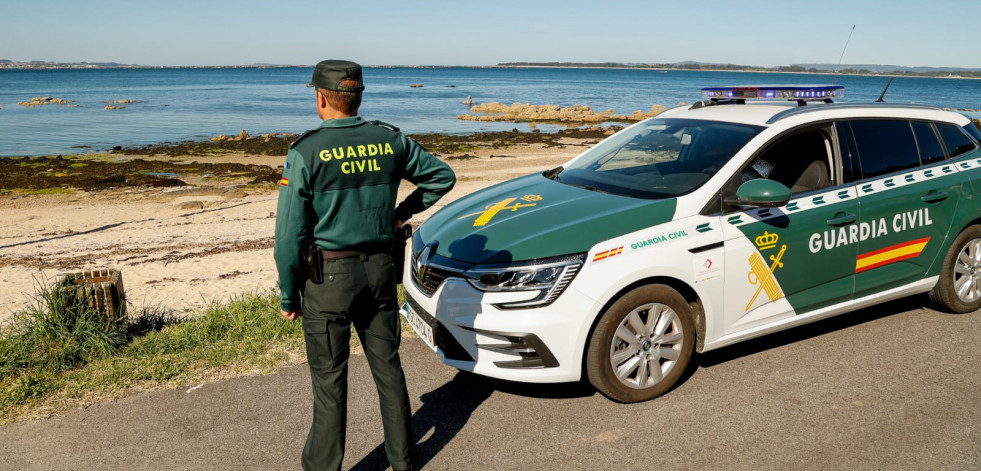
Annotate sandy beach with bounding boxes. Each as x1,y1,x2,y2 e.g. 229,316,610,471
0,134,598,324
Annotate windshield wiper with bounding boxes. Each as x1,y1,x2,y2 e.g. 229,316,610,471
564,182,611,194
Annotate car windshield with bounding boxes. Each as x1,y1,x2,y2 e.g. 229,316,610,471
554,118,764,199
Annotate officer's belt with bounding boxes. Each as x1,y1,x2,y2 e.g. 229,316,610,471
320,241,390,261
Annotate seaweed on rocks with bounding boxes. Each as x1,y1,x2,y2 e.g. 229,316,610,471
116,133,296,157
0,157,281,192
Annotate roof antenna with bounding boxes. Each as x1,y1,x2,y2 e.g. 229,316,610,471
832,25,856,85
875,77,894,102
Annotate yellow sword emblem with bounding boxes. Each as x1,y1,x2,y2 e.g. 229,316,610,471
458,197,539,227
746,244,787,311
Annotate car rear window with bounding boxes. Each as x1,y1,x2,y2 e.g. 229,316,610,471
849,120,920,179
936,123,978,158
964,123,981,143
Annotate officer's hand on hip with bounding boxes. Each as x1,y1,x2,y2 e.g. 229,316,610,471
281,309,302,321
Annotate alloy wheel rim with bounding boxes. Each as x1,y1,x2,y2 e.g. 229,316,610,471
953,238,981,303
608,302,684,390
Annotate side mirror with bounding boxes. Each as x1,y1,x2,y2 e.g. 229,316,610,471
727,179,792,208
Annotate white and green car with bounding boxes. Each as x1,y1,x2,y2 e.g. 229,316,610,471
401,85,981,402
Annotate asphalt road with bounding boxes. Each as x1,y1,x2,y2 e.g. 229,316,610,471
1,296,979,470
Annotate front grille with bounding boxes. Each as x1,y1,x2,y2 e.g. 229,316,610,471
412,264,459,296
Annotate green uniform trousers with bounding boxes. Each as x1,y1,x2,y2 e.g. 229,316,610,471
300,252,412,471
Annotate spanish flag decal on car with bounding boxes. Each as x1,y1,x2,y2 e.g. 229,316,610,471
855,237,930,273
593,246,623,262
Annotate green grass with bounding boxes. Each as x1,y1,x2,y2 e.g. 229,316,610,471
0,278,127,377
0,280,410,424
0,281,305,423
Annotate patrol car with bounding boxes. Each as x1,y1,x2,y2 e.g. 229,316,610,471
400,85,981,403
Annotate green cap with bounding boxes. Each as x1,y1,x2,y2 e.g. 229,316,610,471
306,59,365,92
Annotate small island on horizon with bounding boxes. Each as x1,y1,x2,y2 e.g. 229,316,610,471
498,61,981,79
3,59,981,79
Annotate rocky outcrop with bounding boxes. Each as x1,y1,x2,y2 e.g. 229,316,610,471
104,105,125,110
410,84,423,88
18,96,76,108
212,130,250,142
625,105,669,121
458,102,666,124
210,131,295,143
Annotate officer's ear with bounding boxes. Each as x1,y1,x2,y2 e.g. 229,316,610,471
316,89,328,110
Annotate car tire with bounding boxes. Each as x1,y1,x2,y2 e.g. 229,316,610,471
930,225,981,313
586,284,695,403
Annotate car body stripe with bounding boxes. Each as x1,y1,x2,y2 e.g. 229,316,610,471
855,237,930,273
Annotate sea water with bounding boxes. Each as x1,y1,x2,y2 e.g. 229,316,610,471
1,66,979,157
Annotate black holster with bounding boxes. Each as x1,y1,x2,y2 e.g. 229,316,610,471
304,244,324,284
392,225,412,284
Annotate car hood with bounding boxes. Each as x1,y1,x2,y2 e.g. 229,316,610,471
417,173,677,264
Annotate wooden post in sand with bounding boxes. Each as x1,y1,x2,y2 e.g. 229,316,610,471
60,268,127,320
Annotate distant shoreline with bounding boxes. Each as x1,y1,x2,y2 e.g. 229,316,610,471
493,65,981,80
2,62,980,79
0,64,310,71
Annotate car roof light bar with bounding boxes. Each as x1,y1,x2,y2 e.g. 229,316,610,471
701,85,844,104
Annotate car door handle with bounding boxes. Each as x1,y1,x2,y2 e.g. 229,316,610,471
920,190,948,203
826,212,857,227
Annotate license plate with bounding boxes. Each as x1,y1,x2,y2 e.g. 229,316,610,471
402,303,436,351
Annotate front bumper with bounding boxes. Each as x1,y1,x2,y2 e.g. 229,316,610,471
400,271,600,383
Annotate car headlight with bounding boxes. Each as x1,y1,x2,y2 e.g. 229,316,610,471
462,253,586,309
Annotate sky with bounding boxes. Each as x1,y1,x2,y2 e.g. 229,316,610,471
2,0,979,69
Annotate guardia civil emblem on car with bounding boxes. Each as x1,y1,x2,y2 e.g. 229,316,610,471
401,85,981,402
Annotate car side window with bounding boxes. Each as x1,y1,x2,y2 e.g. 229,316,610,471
911,121,945,165
849,120,920,179
740,128,834,195
718,126,836,209
936,123,977,158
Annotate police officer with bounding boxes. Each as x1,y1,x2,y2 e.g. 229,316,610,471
275,59,455,471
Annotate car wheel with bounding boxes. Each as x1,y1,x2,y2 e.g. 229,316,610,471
586,284,695,403
930,225,981,313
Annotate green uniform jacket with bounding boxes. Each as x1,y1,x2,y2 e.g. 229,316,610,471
274,116,456,311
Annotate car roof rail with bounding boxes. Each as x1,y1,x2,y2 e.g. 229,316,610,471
765,102,944,124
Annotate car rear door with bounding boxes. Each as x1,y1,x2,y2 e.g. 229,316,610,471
842,119,967,298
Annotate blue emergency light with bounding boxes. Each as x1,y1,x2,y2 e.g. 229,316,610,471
701,85,844,101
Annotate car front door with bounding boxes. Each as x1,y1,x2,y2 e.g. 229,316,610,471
719,124,859,334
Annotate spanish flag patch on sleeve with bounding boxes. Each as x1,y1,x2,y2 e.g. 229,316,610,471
281,158,292,186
